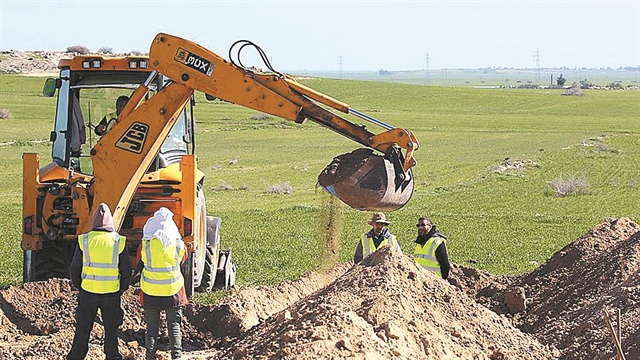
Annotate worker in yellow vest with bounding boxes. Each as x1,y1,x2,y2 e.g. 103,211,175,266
414,217,450,279
67,203,130,360
136,207,187,360
353,212,401,264
95,95,129,136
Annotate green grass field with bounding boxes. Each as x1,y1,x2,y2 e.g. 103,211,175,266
1,75,639,302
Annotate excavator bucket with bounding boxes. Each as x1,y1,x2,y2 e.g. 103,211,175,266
318,148,414,212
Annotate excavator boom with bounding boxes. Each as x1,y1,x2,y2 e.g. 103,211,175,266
148,33,419,211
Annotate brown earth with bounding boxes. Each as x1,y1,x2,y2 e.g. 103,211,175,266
0,217,638,359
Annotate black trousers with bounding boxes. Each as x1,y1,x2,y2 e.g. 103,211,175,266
67,289,124,360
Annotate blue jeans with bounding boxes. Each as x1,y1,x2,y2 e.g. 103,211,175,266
67,290,123,360
144,306,182,360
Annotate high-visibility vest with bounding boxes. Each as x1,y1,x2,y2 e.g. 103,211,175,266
140,239,185,296
360,232,398,258
78,231,126,294
104,112,118,133
414,236,445,278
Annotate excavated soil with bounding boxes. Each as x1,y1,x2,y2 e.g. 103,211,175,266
1,217,638,359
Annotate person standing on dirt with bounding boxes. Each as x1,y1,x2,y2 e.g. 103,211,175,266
136,207,188,360
95,95,129,136
413,217,450,279
67,203,130,360
353,212,401,264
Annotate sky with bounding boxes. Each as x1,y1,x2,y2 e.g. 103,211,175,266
1,0,639,71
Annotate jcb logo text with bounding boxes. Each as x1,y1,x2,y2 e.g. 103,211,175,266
116,122,149,154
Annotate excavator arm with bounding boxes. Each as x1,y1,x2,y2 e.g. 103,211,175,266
149,34,417,169
90,33,419,231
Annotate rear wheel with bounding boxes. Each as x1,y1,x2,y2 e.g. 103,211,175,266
27,240,75,282
196,247,215,293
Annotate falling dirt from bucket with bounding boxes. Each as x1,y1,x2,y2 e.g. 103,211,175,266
317,148,414,212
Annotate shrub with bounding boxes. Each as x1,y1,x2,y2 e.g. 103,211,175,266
546,175,589,197
251,112,271,120
265,182,292,194
0,109,11,119
66,45,90,54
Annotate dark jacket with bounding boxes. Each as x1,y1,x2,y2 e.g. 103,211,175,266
69,203,131,293
415,225,451,279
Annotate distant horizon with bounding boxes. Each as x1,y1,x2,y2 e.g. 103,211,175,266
289,66,640,72
1,1,638,71
3,48,638,74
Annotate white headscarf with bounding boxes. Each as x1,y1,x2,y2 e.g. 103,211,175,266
142,207,182,248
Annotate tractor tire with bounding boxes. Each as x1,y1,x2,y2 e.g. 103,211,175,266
195,247,215,293
31,240,75,282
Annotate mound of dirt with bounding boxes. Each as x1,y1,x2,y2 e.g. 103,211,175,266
453,217,639,360
216,247,555,360
511,217,638,359
0,217,638,359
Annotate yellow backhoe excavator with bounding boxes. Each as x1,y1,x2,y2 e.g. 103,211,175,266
22,33,419,297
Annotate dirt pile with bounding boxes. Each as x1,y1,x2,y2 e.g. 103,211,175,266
214,247,555,360
0,217,638,359
449,217,640,360
503,217,638,360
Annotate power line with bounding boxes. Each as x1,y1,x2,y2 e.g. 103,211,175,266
534,48,541,84
424,53,430,84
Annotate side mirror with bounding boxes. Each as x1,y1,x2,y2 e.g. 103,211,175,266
42,78,59,97
205,94,216,101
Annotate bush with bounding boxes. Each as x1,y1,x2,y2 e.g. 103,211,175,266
265,182,292,194
66,45,90,54
0,109,11,119
251,113,271,120
546,175,589,197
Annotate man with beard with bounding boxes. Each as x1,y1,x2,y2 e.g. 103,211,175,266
414,217,450,279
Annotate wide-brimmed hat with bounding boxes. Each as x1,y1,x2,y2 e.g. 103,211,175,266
368,212,390,225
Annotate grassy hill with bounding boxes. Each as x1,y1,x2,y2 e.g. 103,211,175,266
1,75,639,298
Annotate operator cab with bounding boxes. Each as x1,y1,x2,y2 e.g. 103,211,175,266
43,55,195,175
